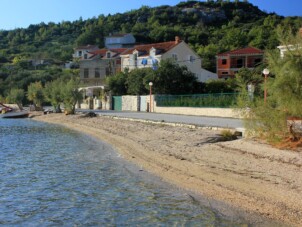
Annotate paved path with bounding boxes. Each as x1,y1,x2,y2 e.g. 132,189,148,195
77,109,244,129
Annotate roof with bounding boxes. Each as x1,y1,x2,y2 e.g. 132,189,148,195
217,47,264,56
75,45,99,50
121,41,181,56
88,48,128,59
106,33,129,38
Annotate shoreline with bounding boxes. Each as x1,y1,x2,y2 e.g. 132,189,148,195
32,113,302,226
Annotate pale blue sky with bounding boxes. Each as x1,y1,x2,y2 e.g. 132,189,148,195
0,0,301,30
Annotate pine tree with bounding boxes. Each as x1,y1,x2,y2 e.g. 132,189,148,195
239,28,302,144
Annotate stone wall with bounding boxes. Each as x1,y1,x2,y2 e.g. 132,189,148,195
154,104,241,118
79,96,111,110
122,95,139,111
117,95,241,118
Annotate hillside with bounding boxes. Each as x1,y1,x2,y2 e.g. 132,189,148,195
0,0,301,97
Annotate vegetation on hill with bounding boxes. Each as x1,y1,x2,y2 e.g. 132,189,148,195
0,0,301,99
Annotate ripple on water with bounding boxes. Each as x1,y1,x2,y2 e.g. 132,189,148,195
0,119,267,226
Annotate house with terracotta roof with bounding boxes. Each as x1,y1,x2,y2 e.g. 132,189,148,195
216,47,264,79
79,48,128,87
120,36,217,82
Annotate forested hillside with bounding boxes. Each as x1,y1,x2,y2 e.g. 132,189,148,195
0,0,301,98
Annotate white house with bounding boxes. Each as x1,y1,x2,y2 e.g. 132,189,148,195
105,33,136,49
277,28,302,58
120,36,217,82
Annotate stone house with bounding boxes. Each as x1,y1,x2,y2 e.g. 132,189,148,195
79,48,128,87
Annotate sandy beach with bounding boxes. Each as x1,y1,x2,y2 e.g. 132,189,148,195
32,113,302,226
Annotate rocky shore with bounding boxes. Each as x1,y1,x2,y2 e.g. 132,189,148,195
32,113,302,226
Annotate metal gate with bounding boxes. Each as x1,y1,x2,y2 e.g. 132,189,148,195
112,96,122,111
139,96,147,112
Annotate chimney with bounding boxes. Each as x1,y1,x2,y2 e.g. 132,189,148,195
175,36,181,44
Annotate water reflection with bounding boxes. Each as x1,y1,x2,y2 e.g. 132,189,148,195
0,119,250,226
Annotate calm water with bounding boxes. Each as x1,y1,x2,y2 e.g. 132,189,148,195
0,119,260,226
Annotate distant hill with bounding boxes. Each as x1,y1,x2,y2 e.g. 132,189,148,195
0,0,301,96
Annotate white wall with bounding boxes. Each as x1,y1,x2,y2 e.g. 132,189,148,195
197,68,218,82
163,42,201,76
122,95,139,111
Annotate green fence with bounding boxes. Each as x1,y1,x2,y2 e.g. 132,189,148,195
155,93,238,108
112,96,122,111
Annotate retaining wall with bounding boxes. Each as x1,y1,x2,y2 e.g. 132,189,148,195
154,104,241,118
117,95,242,118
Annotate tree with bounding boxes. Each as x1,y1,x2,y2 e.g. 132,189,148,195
27,81,44,109
6,88,25,110
197,43,221,72
219,27,247,50
61,78,82,114
239,28,302,144
127,68,152,95
108,59,203,95
145,59,200,94
106,71,128,95
205,79,236,93
43,79,64,113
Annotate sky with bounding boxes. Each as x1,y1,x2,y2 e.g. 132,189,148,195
0,0,301,30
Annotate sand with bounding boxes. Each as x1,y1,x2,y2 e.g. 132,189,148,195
32,113,302,226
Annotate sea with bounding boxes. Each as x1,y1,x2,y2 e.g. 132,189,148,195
0,118,275,226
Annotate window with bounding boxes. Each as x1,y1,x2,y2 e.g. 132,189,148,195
189,55,195,63
106,52,111,58
84,54,88,59
78,51,82,57
84,68,89,78
254,58,261,65
222,59,227,65
236,59,244,68
172,53,178,61
106,67,110,76
134,53,138,67
222,72,228,75
95,68,100,78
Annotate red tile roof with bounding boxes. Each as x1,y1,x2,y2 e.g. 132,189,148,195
88,48,128,58
217,47,264,56
121,41,181,56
